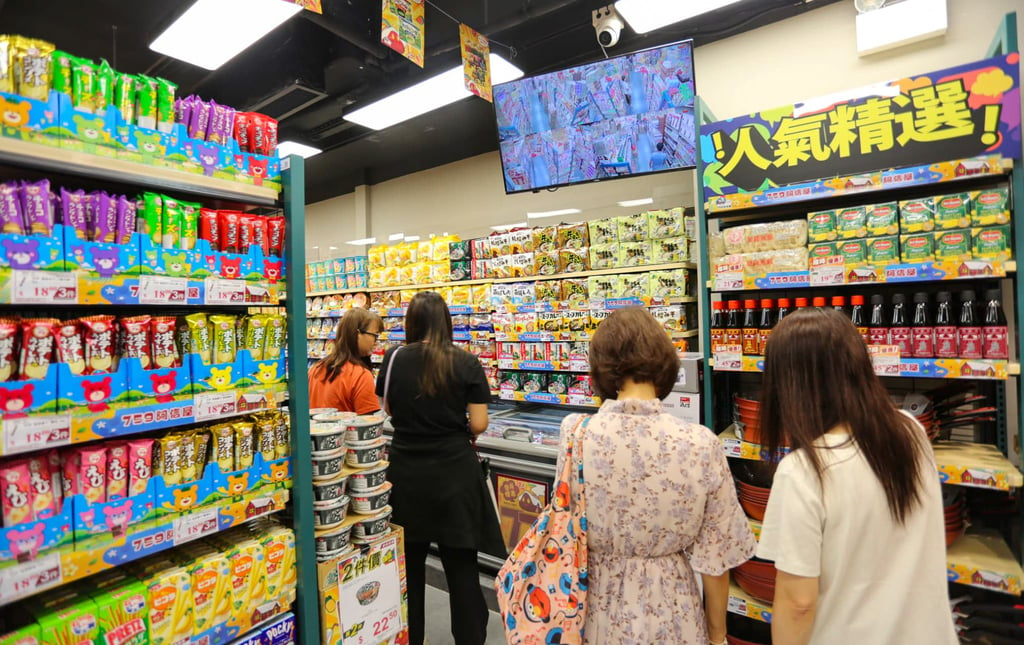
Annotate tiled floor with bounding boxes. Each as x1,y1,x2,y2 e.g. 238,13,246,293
423,583,506,644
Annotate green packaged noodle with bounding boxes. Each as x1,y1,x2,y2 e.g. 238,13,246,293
136,74,158,129
141,192,162,245
933,193,971,229
839,239,867,268
618,242,649,267
835,206,867,239
51,49,73,94
500,371,522,390
649,208,684,239
970,187,1010,226
156,77,177,133
71,56,97,113
588,275,617,300
617,213,649,242
652,237,688,264
899,198,935,233
557,222,589,249
972,225,1011,261
588,218,617,245
618,273,650,299
522,372,547,394
865,202,898,237
807,209,837,242
95,59,115,112
865,236,899,266
588,243,618,270
933,229,972,262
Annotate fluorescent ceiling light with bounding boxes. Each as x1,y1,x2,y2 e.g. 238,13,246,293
616,0,743,34
491,222,528,231
404,236,421,242
277,140,322,159
150,0,301,70
618,197,655,207
388,233,405,241
328,246,338,250
345,54,524,130
527,209,581,219
346,237,377,245
312,246,319,249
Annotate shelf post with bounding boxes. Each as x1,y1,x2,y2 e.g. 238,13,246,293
695,96,718,429
282,155,318,645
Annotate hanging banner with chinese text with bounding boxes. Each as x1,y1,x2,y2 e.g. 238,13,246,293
700,54,1021,202
381,0,425,67
288,0,322,13
460,23,493,102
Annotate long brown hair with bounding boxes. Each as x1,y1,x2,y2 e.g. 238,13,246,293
405,291,454,397
312,308,381,382
760,307,925,524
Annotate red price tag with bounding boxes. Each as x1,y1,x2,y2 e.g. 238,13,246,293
868,345,900,376
11,270,78,304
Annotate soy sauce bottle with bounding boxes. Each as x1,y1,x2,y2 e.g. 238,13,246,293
910,292,934,358
812,296,827,308
725,300,743,347
934,291,958,358
958,290,983,359
742,299,760,356
776,297,792,326
757,298,775,356
868,294,888,345
795,297,809,309
850,295,868,343
831,295,848,317
890,294,912,355
710,300,726,350
982,289,1009,359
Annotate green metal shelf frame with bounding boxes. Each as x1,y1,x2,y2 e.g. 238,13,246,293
283,156,318,645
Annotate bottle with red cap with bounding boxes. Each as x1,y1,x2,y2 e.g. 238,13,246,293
795,297,810,309
850,295,868,343
757,298,775,355
812,296,827,308
725,300,743,347
710,300,726,350
776,297,792,326
831,295,847,317
742,299,760,356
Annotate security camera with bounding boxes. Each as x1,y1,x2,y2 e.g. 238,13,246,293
593,5,625,48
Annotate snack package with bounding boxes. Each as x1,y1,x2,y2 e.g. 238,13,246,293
71,57,98,113
265,315,285,359
561,278,588,308
533,251,559,276
619,274,650,299
268,216,286,256
210,425,234,473
152,316,181,368
535,280,560,304
532,226,557,253
234,423,255,471
116,195,137,244
244,315,269,360
513,282,536,306
651,305,683,332
565,310,589,336
0,318,16,383
514,313,537,335
899,198,936,233
650,208,686,239
589,309,610,334
160,435,182,486
127,439,154,497
618,242,649,267
838,239,867,268
807,209,837,242
61,450,79,499
198,208,219,248
559,248,589,273
19,318,58,380
557,223,588,250
0,183,24,235
972,225,1011,261
865,236,899,266
79,446,107,505
146,567,193,645
141,193,163,246
864,202,899,237
81,315,117,374
489,254,511,279
652,237,688,264
114,72,137,125
588,276,617,300
934,229,972,262
218,211,240,253
537,311,563,335
650,269,689,299
934,193,972,230
20,179,54,236
12,36,54,100
185,313,212,364
105,442,128,500
209,315,237,364
251,215,269,255
509,253,534,278
179,201,200,251
509,229,533,254
95,59,114,112
970,187,1010,226
589,244,617,270
26,454,57,519
136,75,159,129
835,206,868,239
56,320,85,375
900,233,935,263
155,78,178,134
617,213,649,242
90,191,119,243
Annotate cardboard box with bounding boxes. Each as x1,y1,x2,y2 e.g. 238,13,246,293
662,391,702,424
673,353,704,393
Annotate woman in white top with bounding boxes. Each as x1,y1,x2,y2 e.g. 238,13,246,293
757,307,957,645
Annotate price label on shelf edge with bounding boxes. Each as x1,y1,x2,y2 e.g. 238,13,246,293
713,344,744,371
2,413,72,455
868,345,901,377
0,552,62,602
727,595,748,615
194,391,238,422
713,271,744,291
810,256,845,287
204,277,248,305
11,270,78,304
138,275,188,305
172,506,219,545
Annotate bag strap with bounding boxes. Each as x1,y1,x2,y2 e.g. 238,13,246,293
381,345,402,416
569,415,589,510
556,414,589,510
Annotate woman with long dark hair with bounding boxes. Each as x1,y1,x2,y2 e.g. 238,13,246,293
376,291,498,645
308,307,382,414
757,308,957,645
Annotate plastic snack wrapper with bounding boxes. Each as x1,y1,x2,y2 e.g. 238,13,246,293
557,222,588,250
78,445,108,505
0,37,14,94
61,450,79,498
141,193,163,246
268,216,286,256
159,435,182,486
114,72,136,125
105,442,129,500
18,179,52,236
56,319,85,375
245,315,269,360
211,424,235,473
234,422,255,471
0,318,17,382
81,315,117,374
136,75,159,129
161,196,182,249
127,439,154,497
209,315,237,364
185,313,212,364
264,315,285,360
218,211,240,253
179,432,198,483
156,78,177,133
119,315,151,369
12,36,54,101
151,316,181,369
0,183,24,235
95,60,115,113
251,215,269,255
19,318,58,380
27,454,58,519
199,208,219,247
0,460,35,526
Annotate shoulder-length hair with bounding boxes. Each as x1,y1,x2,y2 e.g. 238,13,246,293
760,307,926,524
406,291,455,397
589,307,679,400
311,307,381,382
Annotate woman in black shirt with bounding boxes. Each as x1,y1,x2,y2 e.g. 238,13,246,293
376,291,493,645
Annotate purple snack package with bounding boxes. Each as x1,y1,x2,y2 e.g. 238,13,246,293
206,100,226,144
115,195,136,244
0,183,24,235
60,188,89,239
222,105,235,143
20,179,53,236
92,191,118,243
179,95,195,129
188,98,212,141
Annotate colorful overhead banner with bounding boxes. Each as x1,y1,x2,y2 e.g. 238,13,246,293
381,0,425,67
288,0,322,13
700,54,1021,201
460,23,492,102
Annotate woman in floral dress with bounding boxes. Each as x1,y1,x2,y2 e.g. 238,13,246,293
562,307,755,644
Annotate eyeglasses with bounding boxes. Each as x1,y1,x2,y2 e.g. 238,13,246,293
359,329,380,340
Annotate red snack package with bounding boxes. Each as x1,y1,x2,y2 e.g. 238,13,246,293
120,315,152,369
78,446,107,505
19,318,58,381
267,216,286,257
251,216,269,255
27,454,58,519
151,316,181,369
56,320,86,376
0,460,35,527
218,210,240,253
199,207,220,248
262,116,278,156
61,449,79,498
106,442,128,500
233,112,252,153
239,214,255,253
80,315,117,375
127,439,153,497
249,113,267,157
46,450,63,511
0,318,18,382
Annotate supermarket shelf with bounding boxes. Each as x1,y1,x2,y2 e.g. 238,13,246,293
727,580,773,623
0,135,280,205
497,360,588,372
0,487,289,606
498,389,601,408
307,262,698,296
228,611,296,645
947,531,1024,596
712,260,1015,293
712,355,1017,380
721,430,1023,491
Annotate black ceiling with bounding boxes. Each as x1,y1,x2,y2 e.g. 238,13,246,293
0,0,840,203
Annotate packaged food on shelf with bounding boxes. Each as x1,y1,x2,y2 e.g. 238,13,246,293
532,226,557,253
899,197,936,232
617,213,649,242
649,208,685,239
865,236,899,266
970,187,1010,226
557,222,588,250
934,193,972,229
809,242,839,262
589,243,618,269
865,202,899,237
588,218,617,245
707,232,726,262
900,233,935,263
561,279,588,307
933,229,972,262
521,372,547,393
509,229,533,254
512,283,535,305
490,254,512,279
724,219,807,254
534,250,559,275
559,247,589,273
509,253,534,278
618,242,649,267
740,248,809,276
565,310,589,335
618,274,650,299
972,225,1011,261
652,237,688,264
650,269,690,299
2,36,55,99
835,206,868,239
651,305,683,331
535,280,560,304
588,276,617,300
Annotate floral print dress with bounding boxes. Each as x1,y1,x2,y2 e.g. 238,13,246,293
559,399,755,645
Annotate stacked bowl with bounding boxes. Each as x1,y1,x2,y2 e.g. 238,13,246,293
734,557,777,603
734,396,762,445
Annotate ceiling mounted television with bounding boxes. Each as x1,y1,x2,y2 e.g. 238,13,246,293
493,40,696,194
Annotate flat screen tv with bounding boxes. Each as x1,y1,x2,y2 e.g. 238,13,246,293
493,40,696,194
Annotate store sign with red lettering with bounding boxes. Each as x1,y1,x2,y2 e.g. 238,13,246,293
700,54,1021,201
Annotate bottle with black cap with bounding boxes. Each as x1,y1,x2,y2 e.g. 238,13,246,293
934,291,958,358
868,294,888,345
911,292,934,358
890,293,912,355
958,290,982,359
983,289,1009,359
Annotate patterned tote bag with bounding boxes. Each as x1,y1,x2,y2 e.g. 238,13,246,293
496,415,589,645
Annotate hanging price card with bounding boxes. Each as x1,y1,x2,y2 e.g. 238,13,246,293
194,391,238,421
11,270,77,304
0,553,62,602
713,344,744,371
868,345,901,376
138,275,188,305
2,413,72,455
205,277,247,305
339,535,404,645
810,256,845,286
173,507,219,545
713,261,744,291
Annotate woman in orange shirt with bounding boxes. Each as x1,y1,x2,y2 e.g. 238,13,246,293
308,308,382,415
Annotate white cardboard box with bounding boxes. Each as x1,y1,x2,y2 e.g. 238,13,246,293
673,352,704,393
663,391,702,425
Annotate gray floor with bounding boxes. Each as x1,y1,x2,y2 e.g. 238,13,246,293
424,583,507,644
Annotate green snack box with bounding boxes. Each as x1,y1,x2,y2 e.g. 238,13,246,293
865,202,899,237
971,187,1011,226
972,225,1012,261
587,218,617,245
900,233,935,263
0,622,40,645
839,239,867,267
51,49,73,94
933,229,972,262
91,581,149,645
808,242,839,262
836,206,867,239
807,209,837,242
32,596,101,645
933,193,972,229
899,198,935,233
865,236,899,266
